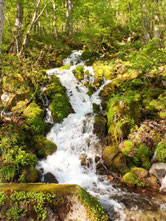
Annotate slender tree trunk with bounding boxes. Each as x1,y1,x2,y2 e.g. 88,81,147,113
153,0,160,38
0,0,6,55
52,0,58,37
13,0,24,54
65,0,73,36
140,0,150,43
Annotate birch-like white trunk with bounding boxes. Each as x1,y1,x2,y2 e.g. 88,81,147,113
13,0,24,54
0,0,6,54
65,0,73,36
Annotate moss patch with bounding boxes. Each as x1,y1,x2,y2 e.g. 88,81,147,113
32,135,57,158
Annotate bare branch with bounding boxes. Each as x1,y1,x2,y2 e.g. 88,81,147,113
34,0,51,24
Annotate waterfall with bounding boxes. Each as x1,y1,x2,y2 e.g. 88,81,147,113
36,51,139,220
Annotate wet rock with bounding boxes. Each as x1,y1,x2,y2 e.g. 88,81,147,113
102,146,126,171
93,115,107,140
44,172,58,183
79,154,93,167
79,153,88,166
149,163,166,183
95,156,100,163
92,103,100,113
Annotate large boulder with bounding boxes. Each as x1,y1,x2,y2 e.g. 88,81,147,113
0,184,108,221
150,162,166,179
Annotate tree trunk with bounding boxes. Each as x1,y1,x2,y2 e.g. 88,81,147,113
65,0,73,36
0,0,6,55
52,0,58,37
13,0,24,54
140,0,150,44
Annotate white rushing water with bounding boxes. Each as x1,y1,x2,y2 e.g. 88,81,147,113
36,51,131,220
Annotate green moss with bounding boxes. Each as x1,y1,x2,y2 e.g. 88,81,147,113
20,165,38,183
76,186,108,221
32,135,57,158
137,144,151,169
156,142,166,163
119,140,136,157
159,110,166,119
131,167,148,179
106,91,141,142
23,102,46,135
0,184,108,221
102,146,126,171
50,93,72,123
58,64,70,71
122,172,145,187
45,75,66,99
93,103,100,113
73,66,84,81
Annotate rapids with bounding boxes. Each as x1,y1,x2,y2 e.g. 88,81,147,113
37,51,166,221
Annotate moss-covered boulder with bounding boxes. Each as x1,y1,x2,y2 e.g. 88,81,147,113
131,167,148,179
32,135,57,158
107,92,141,142
122,172,146,187
102,146,126,171
50,93,73,123
20,165,38,183
118,140,136,157
23,102,46,135
45,75,66,100
73,65,84,81
0,184,108,221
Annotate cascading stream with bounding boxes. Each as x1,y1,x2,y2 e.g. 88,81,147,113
37,51,150,220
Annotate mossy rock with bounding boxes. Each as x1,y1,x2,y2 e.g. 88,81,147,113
137,144,151,169
32,135,57,158
45,75,66,100
58,64,70,71
131,167,148,179
73,65,84,81
119,140,136,157
0,184,108,221
122,172,146,187
102,146,126,171
20,165,38,183
156,142,166,163
50,93,73,123
93,116,107,140
23,102,46,135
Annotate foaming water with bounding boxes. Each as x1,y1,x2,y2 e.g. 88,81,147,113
37,51,140,220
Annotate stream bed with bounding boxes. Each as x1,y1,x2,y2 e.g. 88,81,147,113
37,51,166,221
